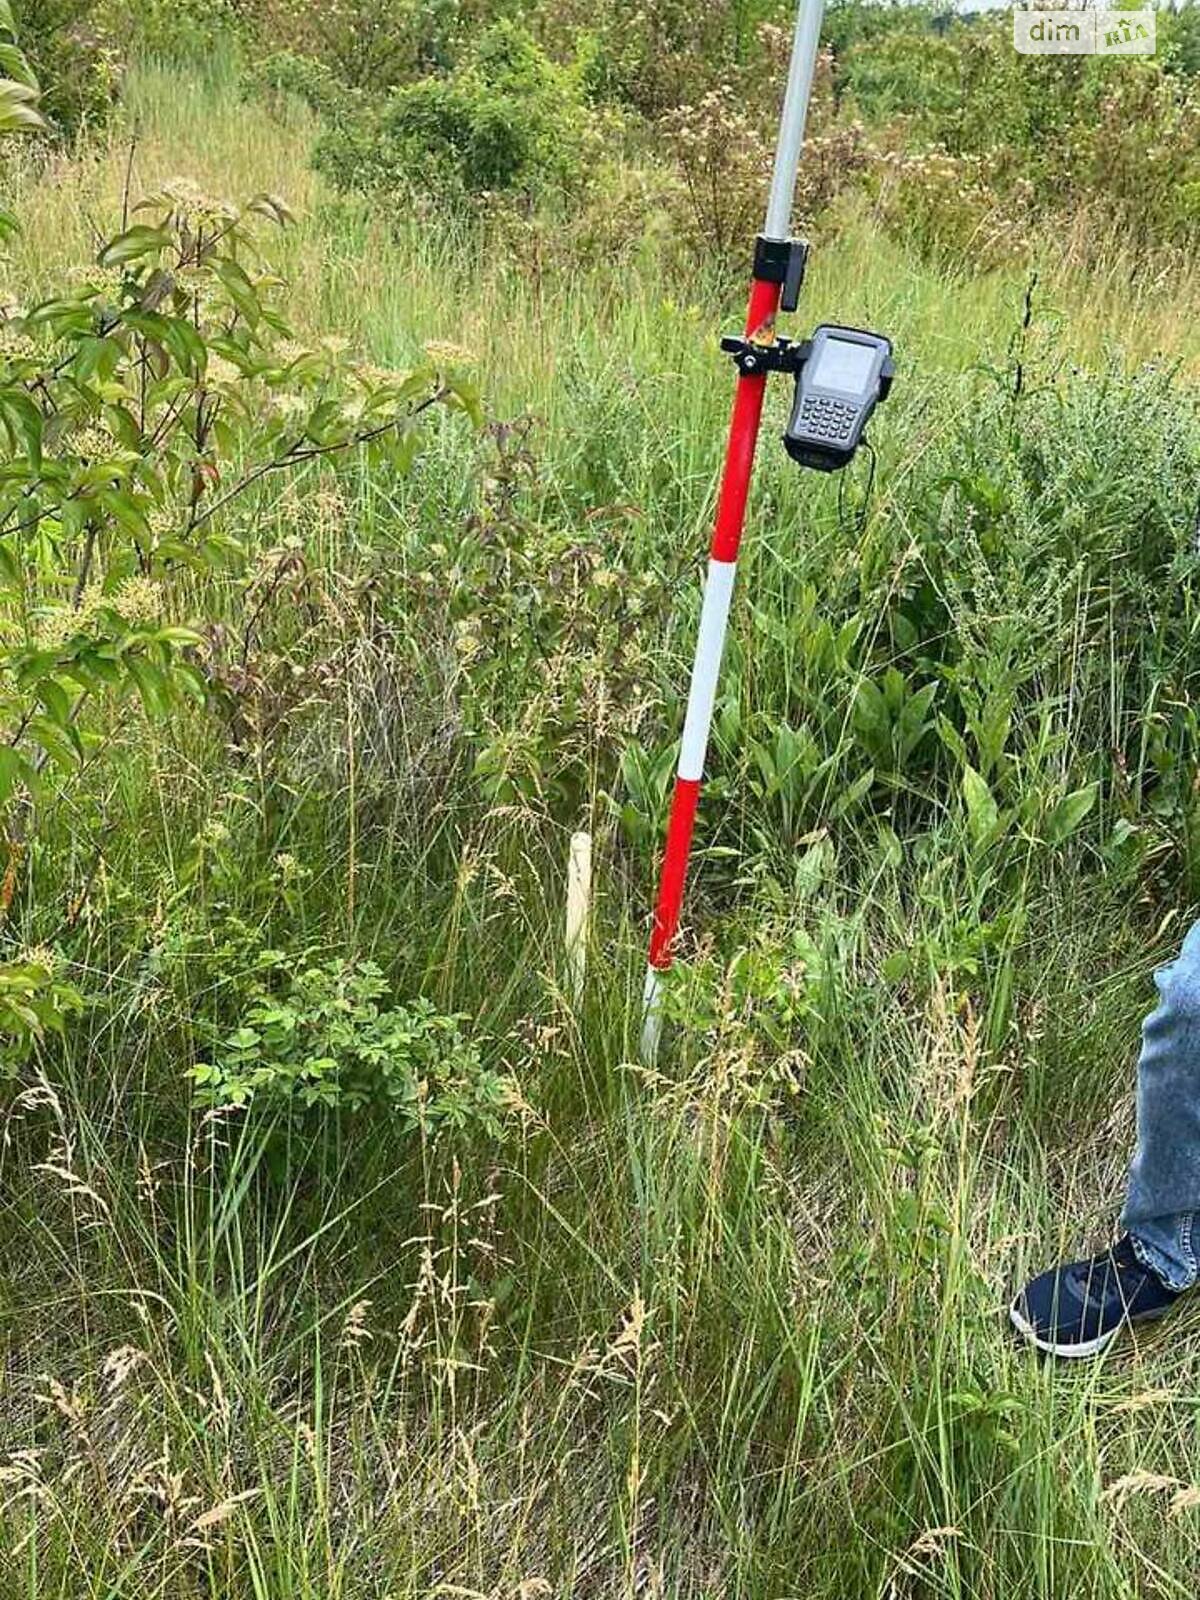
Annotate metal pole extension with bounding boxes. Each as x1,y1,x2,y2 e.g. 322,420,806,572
640,0,827,1063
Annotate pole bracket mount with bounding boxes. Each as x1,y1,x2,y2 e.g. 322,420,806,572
720,333,809,378
752,235,809,311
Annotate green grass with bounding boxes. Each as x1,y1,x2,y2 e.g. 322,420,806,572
6,58,1200,1599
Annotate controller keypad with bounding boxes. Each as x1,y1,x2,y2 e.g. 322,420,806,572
799,395,858,445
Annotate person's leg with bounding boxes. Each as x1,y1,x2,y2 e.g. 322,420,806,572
1120,919,1200,1290
1011,920,1200,1356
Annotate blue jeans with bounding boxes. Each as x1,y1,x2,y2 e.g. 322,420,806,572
1122,919,1200,1290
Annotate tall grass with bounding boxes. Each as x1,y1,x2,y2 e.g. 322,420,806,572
5,58,1200,1600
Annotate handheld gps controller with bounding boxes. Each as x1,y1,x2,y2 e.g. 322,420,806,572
720,319,894,475
783,325,893,472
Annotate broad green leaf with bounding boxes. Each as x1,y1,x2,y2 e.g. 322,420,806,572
98,225,172,268
97,487,150,539
0,78,42,133
0,745,28,805
0,536,20,589
28,714,80,771
215,259,262,327
35,677,71,726
161,317,206,375
831,765,875,819
962,764,999,849
124,653,169,714
853,679,888,742
71,335,122,384
0,44,35,87
446,374,484,427
152,625,203,648
0,388,42,467
1045,783,1098,846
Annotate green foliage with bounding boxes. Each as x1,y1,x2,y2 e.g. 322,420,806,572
0,946,80,1073
11,0,119,137
113,0,246,66
241,48,351,120
0,177,475,1072
839,26,966,122
399,416,671,811
853,18,1200,263
1163,3,1200,79
189,953,517,1131
226,0,1200,267
9,54,1200,1600
564,0,785,118
0,0,42,135
312,20,590,205
251,0,460,91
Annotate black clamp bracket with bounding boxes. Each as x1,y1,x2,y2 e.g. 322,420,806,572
720,333,810,378
752,235,809,312
721,331,895,402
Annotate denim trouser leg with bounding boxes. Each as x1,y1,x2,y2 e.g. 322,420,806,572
1120,918,1200,1291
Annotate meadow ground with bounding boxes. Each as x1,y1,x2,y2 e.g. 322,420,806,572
6,57,1200,1600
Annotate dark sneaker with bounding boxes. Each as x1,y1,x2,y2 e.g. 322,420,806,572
1010,1234,1185,1359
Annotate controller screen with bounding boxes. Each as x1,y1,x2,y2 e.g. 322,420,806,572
811,338,876,397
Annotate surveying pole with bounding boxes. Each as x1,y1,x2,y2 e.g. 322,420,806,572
640,0,895,1062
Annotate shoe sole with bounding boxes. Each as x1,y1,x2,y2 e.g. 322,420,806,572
1009,1297,1173,1360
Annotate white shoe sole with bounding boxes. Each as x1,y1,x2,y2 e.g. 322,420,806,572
1009,1298,1121,1359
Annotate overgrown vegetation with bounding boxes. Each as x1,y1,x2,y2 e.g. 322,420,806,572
6,4,1200,1596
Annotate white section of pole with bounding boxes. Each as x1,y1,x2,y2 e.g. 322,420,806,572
677,559,737,783
640,964,663,1064
763,0,827,242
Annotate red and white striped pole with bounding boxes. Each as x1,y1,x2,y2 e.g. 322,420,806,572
641,0,826,1062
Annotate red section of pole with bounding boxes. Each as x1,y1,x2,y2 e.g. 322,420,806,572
645,273,783,974
711,276,784,561
647,776,701,968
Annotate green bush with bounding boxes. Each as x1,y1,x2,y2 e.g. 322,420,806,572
112,0,247,66
249,0,459,92
241,49,353,120
0,171,475,1070
838,28,965,124
559,0,782,118
12,0,120,137
189,954,518,1132
0,0,42,136
313,19,590,204
846,16,1200,264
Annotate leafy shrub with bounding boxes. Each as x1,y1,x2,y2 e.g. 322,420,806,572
0,947,81,1074
111,0,246,66
409,416,671,812
849,18,1200,263
11,0,120,137
659,45,871,262
1064,62,1200,247
0,0,41,136
313,20,590,206
240,49,351,121
871,147,1035,273
0,173,476,1071
562,0,782,119
838,27,966,124
249,0,459,91
660,83,775,260
189,954,517,1132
